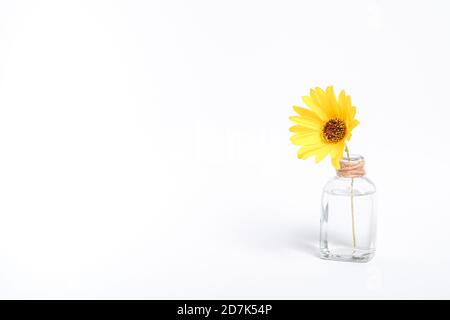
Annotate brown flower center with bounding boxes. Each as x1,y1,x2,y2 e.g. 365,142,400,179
322,118,346,143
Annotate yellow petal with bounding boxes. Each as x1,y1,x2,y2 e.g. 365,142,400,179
325,86,339,119
315,145,332,163
302,94,328,121
290,133,321,146
289,125,318,134
313,87,334,119
350,106,356,119
338,90,348,114
349,119,359,130
297,144,325,159
345,96,354,122
346,132,352,141
289,116,322,130
293,106,322,121
330,142,345,169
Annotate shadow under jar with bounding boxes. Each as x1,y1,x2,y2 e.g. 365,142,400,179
320,154,377,263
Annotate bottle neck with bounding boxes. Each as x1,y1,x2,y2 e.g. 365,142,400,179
336,154,365,178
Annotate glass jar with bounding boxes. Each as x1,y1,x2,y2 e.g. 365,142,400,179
320,154,377,262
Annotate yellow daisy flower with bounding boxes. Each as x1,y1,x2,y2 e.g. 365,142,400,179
289,86,359,169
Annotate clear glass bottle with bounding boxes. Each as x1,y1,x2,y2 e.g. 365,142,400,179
320,154,377,262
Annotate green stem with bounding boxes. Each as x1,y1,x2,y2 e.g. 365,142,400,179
345,145,357,250
345,145,350,160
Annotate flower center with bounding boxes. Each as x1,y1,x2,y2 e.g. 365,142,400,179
322,118,346,143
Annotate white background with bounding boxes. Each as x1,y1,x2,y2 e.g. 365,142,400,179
0,0,449,299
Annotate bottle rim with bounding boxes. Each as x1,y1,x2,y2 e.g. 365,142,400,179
338,154,365,178
341,154,364,162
